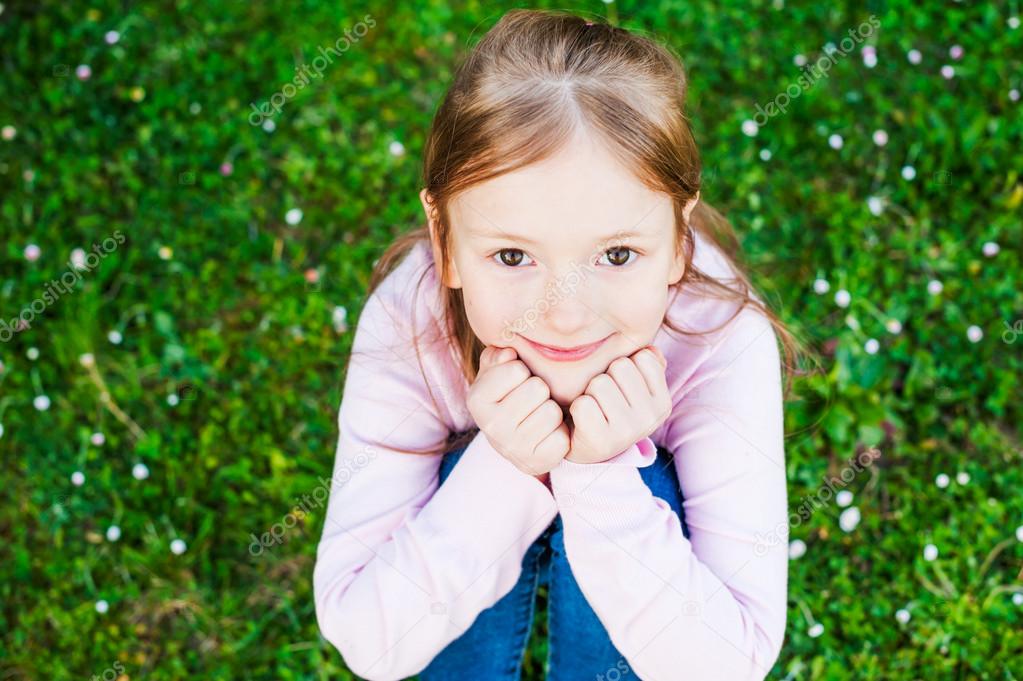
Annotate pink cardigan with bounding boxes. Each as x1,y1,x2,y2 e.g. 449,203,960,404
313,232,788,680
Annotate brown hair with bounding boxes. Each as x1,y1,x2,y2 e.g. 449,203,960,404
360,9,811,456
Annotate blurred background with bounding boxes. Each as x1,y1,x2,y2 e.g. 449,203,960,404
2,1,1021,678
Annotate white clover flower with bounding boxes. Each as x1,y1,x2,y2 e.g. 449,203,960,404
95,599,109,614
1014,593,1023,606
34,395,51,411
285,208,303,225
813,278,830,295
834,289,851,308
956,471,970,485
132,463,150,480
90,432,105,446
839,506,861,532
927,279,943,295
935,473,950,488
158,245,173,260
79,353,95,367
895,608,911,624
941,65,955,79
167,393,180,407
793,54,807,67
836,490,853,507
923,543,938,561
24,244,41,261
828,134,843,150
388,140,405,157
741,119,759,137
907,49,922,64
885,319,903,334
901,165,916,180
108,330,123,345
982,241,999,257
1015,525,1023,542
76,64,92,80
27,347,40,360
1,125,16,141
106,525,121,542
1010,16,1021,29
1011,89,1021,102
867,196,883,216
332,305,348,333
71,247,88,270
862,51,877,68
966,325,983,343
170,538,187,555
759,148,772,161
808,622,824,638
872,129,888,146
0,423,4,439
262,118,276,133
949,45,964,60
104,30,120,44
788,539,807,559
71,471,85,486
864,338,879,354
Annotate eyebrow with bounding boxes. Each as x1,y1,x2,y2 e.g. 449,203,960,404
468,228,653,246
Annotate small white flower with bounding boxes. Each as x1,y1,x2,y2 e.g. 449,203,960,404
71,247,88,270
862,51,877,68
941,65,955,79
982,241,999,257
79,353,95,368
927,279,943,295
262,118,276,133
1011,89,1021,102
966,325,983,343
90,432,105,446
907,49,922,64
24,243,41,261
0,423,4,439
95,599,109,614
867,196,883,216
388,140,405,157
872,129,888,146
956,471,970,485
788,539,807,559
26,347,40,360
132,462,150,480
167,393,180,407
170,538,187,555
1015,525,1023,542
839,506,861,532
885,319,903,334
158,245,173,260
189,102,202,115
106,525,121,542
104,30,120,44
949,45,963,60
759,148,772,161
332,305,348,333
285,208,303,225
108,330,123,345
1010,16,1021,29
71,471,85,486
935,473,950,488
828,133,843,150
895,608,911,624
901,165,917,180
1014,592,1023,606
34,395,51,411
923,543,938,561
834,289,851,308
864,338,880,355
1,125,16,141
741,119,759,137
76,64,92,80
836,490,853,507
808,622,824,638
813,278,830,294
793,54,807,67
824,42,837,54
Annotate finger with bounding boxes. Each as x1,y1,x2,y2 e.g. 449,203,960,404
518,399,562,440
534,421,570,462
632,347,668,395
476,359,531,403
584,373,630,421
569,393,607,432
500,375,552,425
606,356,652,405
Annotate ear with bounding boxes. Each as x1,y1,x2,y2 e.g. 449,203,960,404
420,188,462,289
669,191,700,285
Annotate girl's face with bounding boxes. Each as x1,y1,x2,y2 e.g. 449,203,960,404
423,130,697,407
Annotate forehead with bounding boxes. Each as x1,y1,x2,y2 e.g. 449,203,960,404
450,130,673,245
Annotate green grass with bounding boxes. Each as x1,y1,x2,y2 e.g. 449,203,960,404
2,0,1021,678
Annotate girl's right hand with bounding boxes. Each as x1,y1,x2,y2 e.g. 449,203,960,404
467,345,570,479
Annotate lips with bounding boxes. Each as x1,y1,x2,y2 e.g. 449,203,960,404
523,334,612,362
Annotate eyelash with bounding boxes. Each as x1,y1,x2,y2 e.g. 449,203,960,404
490,246,640,269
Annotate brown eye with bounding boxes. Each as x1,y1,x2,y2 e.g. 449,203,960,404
602,246,635,267
496,249,527,267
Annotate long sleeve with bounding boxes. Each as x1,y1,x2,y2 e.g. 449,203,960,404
313,282,558,680
547,308,788,681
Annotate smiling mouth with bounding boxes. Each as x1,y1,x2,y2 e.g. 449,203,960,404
522,334,612,361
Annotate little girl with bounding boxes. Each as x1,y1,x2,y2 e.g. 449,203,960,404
314,9,800,681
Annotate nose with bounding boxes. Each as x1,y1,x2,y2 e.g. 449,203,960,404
541,265,601,337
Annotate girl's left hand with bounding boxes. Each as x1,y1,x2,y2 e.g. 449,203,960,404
565,345,672,464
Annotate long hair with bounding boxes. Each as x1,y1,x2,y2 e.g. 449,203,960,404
360,9,811,455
